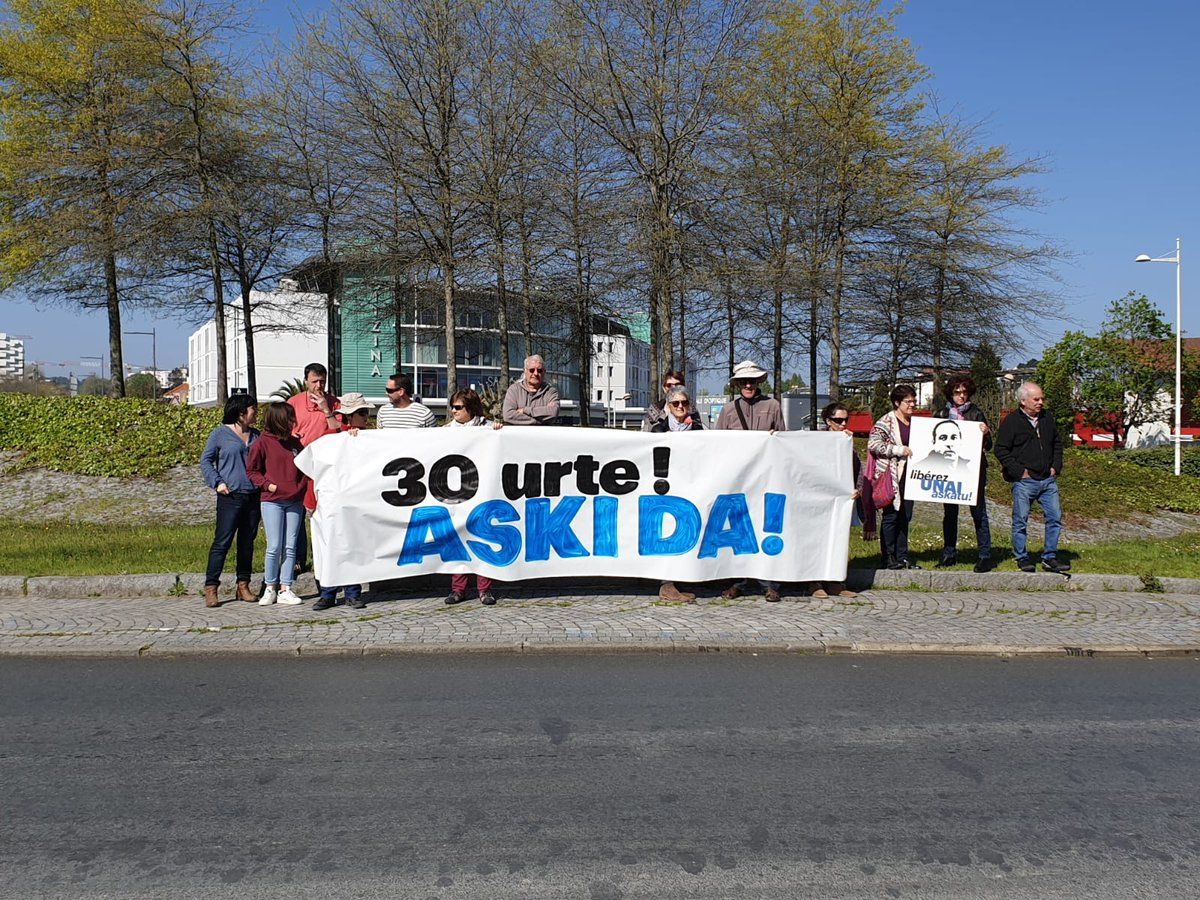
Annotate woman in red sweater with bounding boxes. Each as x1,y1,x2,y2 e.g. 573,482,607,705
246,403,310,606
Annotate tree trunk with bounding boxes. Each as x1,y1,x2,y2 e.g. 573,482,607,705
725,275,735,381
518,210,533,359
773,283,784,402
828,217,846,402
104,248,125,399
320,214,337,394
809,272,819,431
443,262,457,399
207,215,228,405
492,207,510,394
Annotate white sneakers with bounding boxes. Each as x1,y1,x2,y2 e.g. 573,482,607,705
277,587,303,605
259,586,277,606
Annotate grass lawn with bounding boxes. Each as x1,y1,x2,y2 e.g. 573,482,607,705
2,520,1198,580
0,522,271,577
848,523,1200,579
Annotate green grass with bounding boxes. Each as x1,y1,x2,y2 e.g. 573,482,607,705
0,522,270,577
2,519,1198,580
849,523,1200,579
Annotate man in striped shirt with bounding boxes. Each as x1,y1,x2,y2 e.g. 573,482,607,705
377,373,437,429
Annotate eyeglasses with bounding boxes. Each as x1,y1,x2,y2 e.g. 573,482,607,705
450,404,465,411
827,416,849,424
668,400,688,408
664,382,681,390
526,367,545,373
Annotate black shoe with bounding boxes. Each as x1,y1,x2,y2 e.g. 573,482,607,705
347,597,366,610
479,591,497,606
445,591,467,605
904,561,923,570
936,555,956,568
973,558,994,573
1016,556,1036,573
887,562,904,570
312,597,335,611
1042,557,1071,574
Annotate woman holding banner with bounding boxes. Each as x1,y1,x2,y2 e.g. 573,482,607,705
805,403,861,599
650,386,702,602
939,377,993,572
868,385,920,570
445,389,501,606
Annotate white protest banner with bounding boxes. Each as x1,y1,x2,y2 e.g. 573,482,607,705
296,428,854,586
904,416,984,506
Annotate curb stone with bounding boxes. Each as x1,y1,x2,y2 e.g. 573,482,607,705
0,576,26,597
3,570,1199,600
12,641,1200,660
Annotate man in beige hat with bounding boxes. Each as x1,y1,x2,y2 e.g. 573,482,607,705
716,359,785,601
716,360,786,431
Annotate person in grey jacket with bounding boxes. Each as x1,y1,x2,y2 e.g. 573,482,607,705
200,394,261,608
502,354,560,425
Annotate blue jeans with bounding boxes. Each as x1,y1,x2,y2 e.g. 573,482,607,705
261,500,304,587
1010,477,1062,561
205,491,261,586
943,473,992,560
319,584,362,602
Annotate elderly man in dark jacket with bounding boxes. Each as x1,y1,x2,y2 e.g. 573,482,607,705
994,381,1068,574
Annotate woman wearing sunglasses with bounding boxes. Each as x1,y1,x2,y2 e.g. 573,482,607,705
803,403,861,600
444,388,502,606
648,386,702,602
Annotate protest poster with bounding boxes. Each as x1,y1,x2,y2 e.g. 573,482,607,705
296,429,854,586
903,416,984,506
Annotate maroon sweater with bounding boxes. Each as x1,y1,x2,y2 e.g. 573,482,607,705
246,432,310,503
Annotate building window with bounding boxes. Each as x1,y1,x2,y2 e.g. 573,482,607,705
597,390,603,401
597,364,603,377
608,366,613,377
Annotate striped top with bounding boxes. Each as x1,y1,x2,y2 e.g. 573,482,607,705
377,402,436,429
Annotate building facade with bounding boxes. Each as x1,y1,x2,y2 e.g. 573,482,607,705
0,333,25,378
188,288,329,406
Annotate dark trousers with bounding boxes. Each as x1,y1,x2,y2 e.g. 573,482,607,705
942,474,992,560
879,500,915,566
205,492,261,586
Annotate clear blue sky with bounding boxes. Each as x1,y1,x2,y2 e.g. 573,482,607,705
4,0,1197,382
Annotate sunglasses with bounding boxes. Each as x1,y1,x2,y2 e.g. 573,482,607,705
526,367,545,373
450,404,465,411
668,400,688,408
828,416,849,424
385,386,401,393
664,382,681,389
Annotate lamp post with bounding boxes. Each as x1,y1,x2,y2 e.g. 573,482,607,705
123,329,158,400
1135,238,1183,475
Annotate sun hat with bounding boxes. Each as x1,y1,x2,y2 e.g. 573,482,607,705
731,360,768,381
338,392,373,414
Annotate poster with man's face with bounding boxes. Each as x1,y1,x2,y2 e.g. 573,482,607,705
904,417,984,506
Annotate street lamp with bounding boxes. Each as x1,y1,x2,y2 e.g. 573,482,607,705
1135,238,1183,475
124,329,158,400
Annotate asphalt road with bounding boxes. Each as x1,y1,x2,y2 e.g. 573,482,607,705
2,655,1198,899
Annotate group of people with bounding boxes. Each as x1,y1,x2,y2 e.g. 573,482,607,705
863,378,1065,576
199,355,1066,612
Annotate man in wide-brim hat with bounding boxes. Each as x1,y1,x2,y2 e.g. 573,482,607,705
715,359,786,602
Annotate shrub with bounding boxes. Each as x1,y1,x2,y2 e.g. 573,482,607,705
1114,446,1200,478
0,395,222,477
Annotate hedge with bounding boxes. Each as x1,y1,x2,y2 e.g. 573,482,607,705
1114,446,1200,479
0,395,223,477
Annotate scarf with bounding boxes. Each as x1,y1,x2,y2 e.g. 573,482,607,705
948,401,971,421
666,412,691,432
447,415,488,428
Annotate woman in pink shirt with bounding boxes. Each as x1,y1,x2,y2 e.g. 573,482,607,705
246,403,310,606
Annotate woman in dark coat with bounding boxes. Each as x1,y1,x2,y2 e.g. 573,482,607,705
938,376,993,572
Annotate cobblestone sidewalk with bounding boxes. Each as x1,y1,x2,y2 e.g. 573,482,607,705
2,583,1197,658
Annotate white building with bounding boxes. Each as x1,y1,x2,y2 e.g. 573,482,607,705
592,328,651,410
188,287,329,406
0,333,26,378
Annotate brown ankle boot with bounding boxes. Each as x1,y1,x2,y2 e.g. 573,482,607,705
236,582,256,603
659,582,695,603
204,585,220,608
